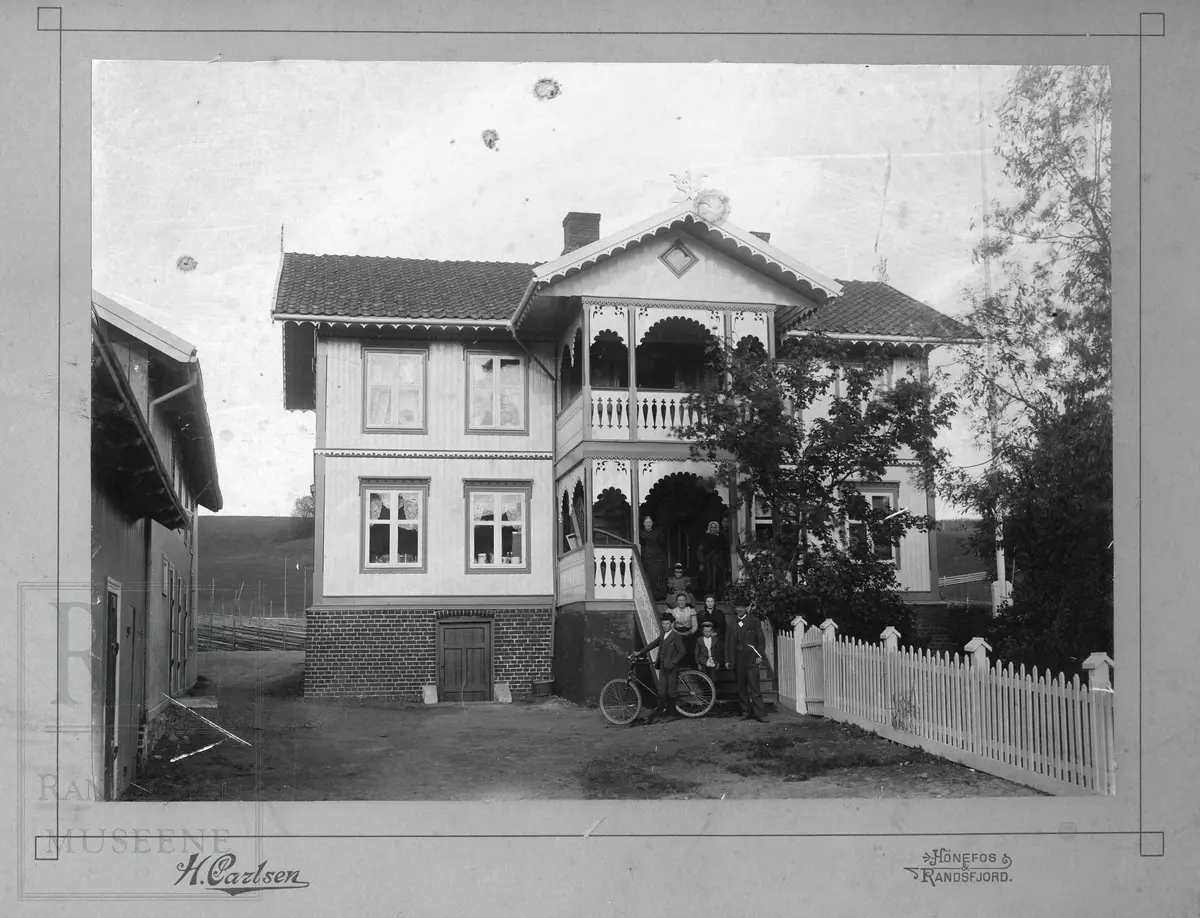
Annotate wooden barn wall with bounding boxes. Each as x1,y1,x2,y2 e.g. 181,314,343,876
90,479,148,801
147,520,196,715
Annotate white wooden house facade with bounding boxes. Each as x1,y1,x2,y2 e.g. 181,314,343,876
274,203,977,704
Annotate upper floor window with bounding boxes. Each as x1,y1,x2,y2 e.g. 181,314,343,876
467,353,526,431
363,480,428,570
364,349,426,431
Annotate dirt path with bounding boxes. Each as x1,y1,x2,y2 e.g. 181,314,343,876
127,652,1045,801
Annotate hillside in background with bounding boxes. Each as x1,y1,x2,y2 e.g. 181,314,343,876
935,518,991,605
195,515,992,614
197,515,314,617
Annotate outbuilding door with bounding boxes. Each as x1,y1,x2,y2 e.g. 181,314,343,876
438,621,492,702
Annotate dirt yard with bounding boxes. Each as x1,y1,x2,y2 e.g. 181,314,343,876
126,652,1045,801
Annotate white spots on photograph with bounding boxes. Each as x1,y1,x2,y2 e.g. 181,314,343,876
533,77,562,101
481,128,500,151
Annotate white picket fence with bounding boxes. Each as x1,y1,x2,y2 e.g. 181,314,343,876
776,617,1116,796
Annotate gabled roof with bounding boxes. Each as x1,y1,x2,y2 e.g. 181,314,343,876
520,202,840,320
272,253,535,323
91,291,223,513
785,279,980,344
92,291,199,362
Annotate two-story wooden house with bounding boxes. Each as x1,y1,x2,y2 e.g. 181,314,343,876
273,202,977,705
91,292,222,799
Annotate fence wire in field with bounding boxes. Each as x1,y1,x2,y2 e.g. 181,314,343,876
197,613,306,652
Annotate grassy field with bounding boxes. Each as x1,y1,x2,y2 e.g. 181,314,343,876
196,515,314,617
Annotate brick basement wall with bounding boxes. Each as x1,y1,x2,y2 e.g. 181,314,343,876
305,607,553,702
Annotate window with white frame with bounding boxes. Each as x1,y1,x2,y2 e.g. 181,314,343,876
364,349,426,430
363,482,427,568
751,494,774,543
468,353,526,431
836,359,892,402
466,486,529,570
846,489,898,563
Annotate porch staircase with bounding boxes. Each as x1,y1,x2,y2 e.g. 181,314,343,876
627,550,776,708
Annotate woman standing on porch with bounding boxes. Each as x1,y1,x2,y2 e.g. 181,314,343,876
697,521,730,600
639,516,669,601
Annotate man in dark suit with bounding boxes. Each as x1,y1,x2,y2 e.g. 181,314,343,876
635,610,688,723
730,604,767,722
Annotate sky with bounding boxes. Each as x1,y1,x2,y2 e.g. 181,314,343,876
92,61,1023,517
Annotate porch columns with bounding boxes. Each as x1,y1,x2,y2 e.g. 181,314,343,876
581,303,592,439
627,301,639,442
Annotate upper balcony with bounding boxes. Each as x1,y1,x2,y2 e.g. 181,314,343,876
553,300,773,451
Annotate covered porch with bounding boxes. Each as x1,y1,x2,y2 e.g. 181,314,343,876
553,298,773,449
554,457,739,605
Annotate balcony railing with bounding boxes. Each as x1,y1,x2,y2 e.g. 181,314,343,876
583,387,702,442
593,547,634,600
636,390,703,439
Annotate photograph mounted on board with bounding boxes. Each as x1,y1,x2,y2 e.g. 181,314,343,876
86,61,1113,804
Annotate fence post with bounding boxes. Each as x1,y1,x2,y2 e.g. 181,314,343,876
964,637,991,672
792,615,808,714
964,637,991,756
1082,652,1116,795
881,626,900,729
819,619,837,709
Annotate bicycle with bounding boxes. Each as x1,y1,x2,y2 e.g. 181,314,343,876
598,654,716,725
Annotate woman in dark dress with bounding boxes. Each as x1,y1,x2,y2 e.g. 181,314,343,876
697,593,726,638
639,516,670,601
697,521,730,600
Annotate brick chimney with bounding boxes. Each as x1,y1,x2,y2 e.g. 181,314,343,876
749,231,771,243
562,212,601,255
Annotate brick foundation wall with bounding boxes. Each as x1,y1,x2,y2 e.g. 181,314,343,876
305,607,553,702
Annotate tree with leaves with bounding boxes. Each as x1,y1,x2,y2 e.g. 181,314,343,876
943,65,1113,674
681,335,955,641
291,493,315,519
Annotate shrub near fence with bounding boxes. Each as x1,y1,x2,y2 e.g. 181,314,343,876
776,617,1116,797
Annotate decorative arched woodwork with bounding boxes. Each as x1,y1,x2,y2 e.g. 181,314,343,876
637,459,718,502
589,302,628,344
635,306,722,347
731,309,770,352
591,458,631,501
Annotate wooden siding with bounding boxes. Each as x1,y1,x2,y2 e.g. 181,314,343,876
894,469,932,593
556,393,586,453
147,519,197,714
91,480,148,801
322,455,555,598
540,230,815,307
322,338,555,451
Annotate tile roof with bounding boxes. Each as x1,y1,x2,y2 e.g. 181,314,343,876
273,253,535,321
787,279,980,341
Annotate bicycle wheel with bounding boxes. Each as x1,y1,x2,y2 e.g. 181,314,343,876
599,679,642,726
675,669,716,718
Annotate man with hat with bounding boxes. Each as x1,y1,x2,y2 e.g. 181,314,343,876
730,604,768,722
633,609,689,723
